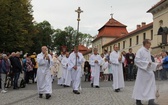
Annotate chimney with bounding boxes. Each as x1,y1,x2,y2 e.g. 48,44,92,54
137,25,141,29
141,22,146,27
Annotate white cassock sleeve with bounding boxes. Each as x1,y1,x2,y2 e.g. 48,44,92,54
148,62,158,71
61,58,67,69
97,56,103,66
89,55,95,66
67,54,74,71
121,55,125,63
134,51,150,71
77,53,84,64
37,54,47,66
110,52,119,65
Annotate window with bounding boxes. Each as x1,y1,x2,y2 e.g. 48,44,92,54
151,30,153,40
143,33,146,40
118,43,120,50
123,41,125,49
130,38,132,47
136,36,139,45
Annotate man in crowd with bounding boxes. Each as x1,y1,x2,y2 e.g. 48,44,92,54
68,46,84,94
62,52,71,87
132,39,160,105
36,46,53,99
161,50,168,80
57,46,67,85
126,48,135,81
110,44,125,92
89,48,102,88
12,52,22,89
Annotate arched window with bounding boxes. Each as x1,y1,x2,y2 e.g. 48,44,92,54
159,20,163,26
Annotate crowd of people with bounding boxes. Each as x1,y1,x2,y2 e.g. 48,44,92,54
0,52,38,93
0,39,168,104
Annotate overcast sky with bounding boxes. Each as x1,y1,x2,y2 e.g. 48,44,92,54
31,0,159,36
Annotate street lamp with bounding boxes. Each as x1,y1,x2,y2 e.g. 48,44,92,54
75,7,83,46
75,7,83,66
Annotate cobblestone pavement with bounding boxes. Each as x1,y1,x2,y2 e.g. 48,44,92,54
0,79,168,105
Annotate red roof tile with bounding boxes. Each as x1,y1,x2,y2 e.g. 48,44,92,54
83,48,92,55
78,45,88,51
147,0,167,12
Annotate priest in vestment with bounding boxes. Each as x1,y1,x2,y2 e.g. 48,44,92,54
68,47,84,94
132,39,159,105
89,48,103,88
57,51,66,85
36,46,53,99
110,44,125,92
61,52,71,87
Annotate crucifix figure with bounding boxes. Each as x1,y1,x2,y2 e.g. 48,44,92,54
75,7,83,22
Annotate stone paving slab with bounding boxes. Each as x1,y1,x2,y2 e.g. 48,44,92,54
0,81,167,105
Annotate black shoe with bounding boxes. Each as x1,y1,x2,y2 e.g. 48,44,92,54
46,94,51,99
148,99,159,105
91,83,93,87
136,100,143,105
13,87,19,90
95,86,100,88
115,89,119,92
73,90,80,94
117,88,120,91
39,94,43,98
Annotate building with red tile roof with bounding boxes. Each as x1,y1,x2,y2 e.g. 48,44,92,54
92,17,128,54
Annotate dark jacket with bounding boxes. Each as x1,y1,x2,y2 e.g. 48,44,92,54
0,59,10,74
12,57,22,73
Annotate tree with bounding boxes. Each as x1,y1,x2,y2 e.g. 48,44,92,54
30,21,54,53
52,26,93,53
0,0,35,53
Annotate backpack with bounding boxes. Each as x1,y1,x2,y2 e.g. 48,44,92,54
20,78,26,88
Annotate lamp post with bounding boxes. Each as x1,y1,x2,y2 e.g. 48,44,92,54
75,7,83,66
75,7,83,46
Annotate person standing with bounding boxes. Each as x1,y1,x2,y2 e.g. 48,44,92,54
57,48,66,86
50,53,59,82
36,46,53,99
102,58,109,81
89,48,102,88
62,52,71,87
110,44,125,92
132,39,160,105
84,61,91,82
126,48,135,81
1,54,10,93
68,47,84,94
13,52,22,89
25,54,34,84
161,50,168,80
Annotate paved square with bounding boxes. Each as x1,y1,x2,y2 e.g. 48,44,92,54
0,80,167,105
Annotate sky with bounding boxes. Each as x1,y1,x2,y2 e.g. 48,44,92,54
31,0,159,36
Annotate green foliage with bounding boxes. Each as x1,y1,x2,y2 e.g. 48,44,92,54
52,26,93,53
30,21,55,53
0,0,93,54
0,0,34,53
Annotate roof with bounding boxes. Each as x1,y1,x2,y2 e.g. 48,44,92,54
93,18,128,42
147,0,167,12
78,45,88,51
103,22,153,48
98,18,127,31
83,48,92,55
77,44,90,55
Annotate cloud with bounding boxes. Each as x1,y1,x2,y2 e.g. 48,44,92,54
31,0,159,35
